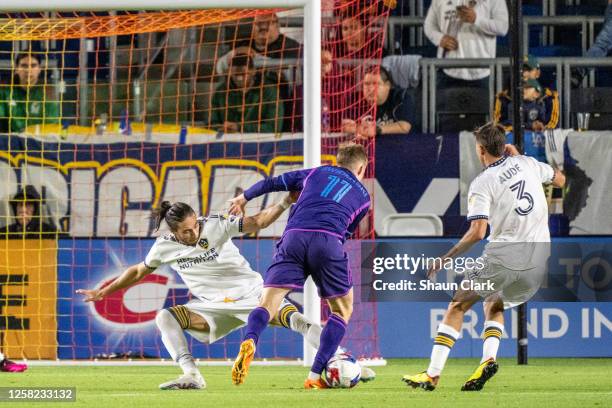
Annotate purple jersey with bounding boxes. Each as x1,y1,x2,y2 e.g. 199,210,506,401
244,165,370,239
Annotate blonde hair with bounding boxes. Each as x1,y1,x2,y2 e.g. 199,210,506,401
337,142,368,169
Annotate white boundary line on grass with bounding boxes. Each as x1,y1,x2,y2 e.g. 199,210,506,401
25,358,387,367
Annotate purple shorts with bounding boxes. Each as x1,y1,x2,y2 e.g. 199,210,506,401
264,229,352,299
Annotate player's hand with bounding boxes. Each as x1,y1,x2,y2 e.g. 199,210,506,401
223,121,239,133
457,6,476,24
504,144,521,156
531,120,545,132
228,193,248,215
357,119,377,138
440,35,458,51
341,119,357,134
75,288,104,302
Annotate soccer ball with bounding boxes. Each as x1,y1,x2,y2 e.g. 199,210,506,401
322,353,361,388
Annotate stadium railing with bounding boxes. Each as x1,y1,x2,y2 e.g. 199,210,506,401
419,57,612,133
386,15,604,55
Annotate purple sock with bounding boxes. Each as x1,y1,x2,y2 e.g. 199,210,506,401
310,314,347,375
243,307,270,345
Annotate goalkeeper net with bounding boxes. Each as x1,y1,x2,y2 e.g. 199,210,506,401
0,1,389,362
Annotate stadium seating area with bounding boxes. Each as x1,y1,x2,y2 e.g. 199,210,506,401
0,1,609,133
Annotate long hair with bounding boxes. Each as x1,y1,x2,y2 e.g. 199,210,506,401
151,201,195,231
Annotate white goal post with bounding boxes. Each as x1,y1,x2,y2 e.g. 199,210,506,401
2,0,322,366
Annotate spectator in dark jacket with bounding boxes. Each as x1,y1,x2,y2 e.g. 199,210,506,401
495,79,557,132
341,67,414,138
0,185,58,239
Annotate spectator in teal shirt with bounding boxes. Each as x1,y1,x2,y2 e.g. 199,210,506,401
0,53,61,133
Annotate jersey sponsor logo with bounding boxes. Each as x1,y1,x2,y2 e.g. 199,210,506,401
176,248,220,269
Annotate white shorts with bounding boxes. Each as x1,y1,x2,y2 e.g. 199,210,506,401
463,256,547,310
183,291,294,344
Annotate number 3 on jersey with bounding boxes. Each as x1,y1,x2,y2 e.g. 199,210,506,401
510,180,534,215
320,175,352,203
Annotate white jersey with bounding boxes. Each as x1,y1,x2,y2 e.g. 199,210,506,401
144,214,263,302
467,155,555,269
424,0,509,80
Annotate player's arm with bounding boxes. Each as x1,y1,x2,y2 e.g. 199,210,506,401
241,192,298,234
505,145,566,188
551,168,565,188
428,219,488,278
75,262,154,302
229,169,311,215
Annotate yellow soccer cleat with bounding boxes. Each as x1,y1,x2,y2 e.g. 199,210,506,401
461,358,499,391
401,371,439,391
232,339,256,385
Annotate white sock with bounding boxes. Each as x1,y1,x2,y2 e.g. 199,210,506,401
308,371,321,380
155,309,199,376
0,351,4,361
481,320,504,363
427,323,460,378
289,312,343,355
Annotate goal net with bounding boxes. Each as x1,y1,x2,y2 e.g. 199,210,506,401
0,1,389,362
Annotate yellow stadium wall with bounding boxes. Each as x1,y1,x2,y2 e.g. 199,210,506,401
0,240,58,359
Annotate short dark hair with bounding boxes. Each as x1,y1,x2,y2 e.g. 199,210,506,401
230,54,254,69
15,53,42,66
152,201,196,232
337,142,368,169
366,65,393,86
474,122,507,157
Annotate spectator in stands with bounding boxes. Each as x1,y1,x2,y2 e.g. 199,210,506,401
209,54,283,134
336,9,388,59
424,0,508,88
495,79,558,132
572,0,612,85
0,53,61,133
341,66,414,138
0,185,58,239
248,13,301,60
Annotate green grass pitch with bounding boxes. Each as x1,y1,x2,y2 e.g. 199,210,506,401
5,358,611,408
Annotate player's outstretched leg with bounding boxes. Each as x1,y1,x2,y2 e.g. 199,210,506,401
156,307,206,390
305,291,352,389
402,320,460,390
401,322,459,391
403,291,480,390
0,352,27,373
232,288,289,385
232,306,268,385
276,302,376,383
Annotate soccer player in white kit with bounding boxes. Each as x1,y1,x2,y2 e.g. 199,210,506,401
76,194,334,390
403,122,565,392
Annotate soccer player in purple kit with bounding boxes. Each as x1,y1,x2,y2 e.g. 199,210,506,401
229,143,370,389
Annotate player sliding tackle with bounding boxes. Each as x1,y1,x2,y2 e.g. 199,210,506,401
229,143,371,389
77,195,333,390
403,122,565,392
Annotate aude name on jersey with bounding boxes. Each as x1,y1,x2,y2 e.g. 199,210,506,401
176,248,219,270
497,163,522,184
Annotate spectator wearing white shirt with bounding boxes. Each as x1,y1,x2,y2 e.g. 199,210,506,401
424,0,508,88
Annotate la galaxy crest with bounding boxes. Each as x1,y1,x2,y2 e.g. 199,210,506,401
198,238,209,249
